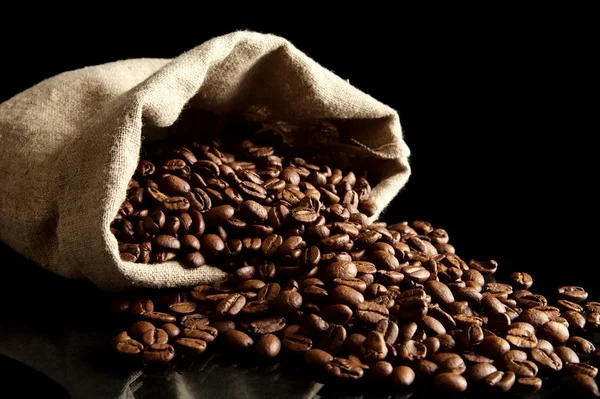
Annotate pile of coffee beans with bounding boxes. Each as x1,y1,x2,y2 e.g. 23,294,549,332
110,117,600,396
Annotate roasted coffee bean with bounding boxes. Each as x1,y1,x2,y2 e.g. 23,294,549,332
485,370,516,392
516,377,542,392
558,286,588,303
304,349,333,369
564,363,599,378
319,324,347,355
161,323,181,338
530,348,563,372
199,234,224,257
419,315,447,337
216,294,247,316
391,365,416,388
396,340,428,361
113,332,144,355
555,346,580,364
169,301,197,314
540,320,570,345
469,259,498,274
330,285,364,308
321,304,353,324
272,290,303,312
325,357,363,380
510,271,533,290
223,330,254,351
503,350,538,377
282,334,312,353
356,302,389,324
570,374,600,397
431,353,466,374
182,325,218,342
517,308,549,329
568,336,596,354
255,334,281,359
143,343,175,363
368,361,394,380
131,299,154,315
360,331,388,362
393,297,428,320
319,234,350,252
433,372,468,392
180,314,209,328
159,174,190,196
249,317,286,335
324,261,357,280
175,338,207,355
370,250,400,271
424,280,454,305
465,363,497,382
587,312,600,329
564,311,587,331
506,327,538,349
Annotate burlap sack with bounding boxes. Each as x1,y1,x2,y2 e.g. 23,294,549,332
0,31,411,292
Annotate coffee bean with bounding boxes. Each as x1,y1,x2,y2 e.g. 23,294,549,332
143,343,175,363
510,271,533,289
516,377,542,392
130,321,155,337
169,301,197,314
324,261,357,281
272,290,303,312
564,311,587,331
114,332,144,355
356,302,389,324
530,348,563,372
503,350,538,377
424,280,454,305
161,323,180,338
391,365,415,388
433,372,468,392
506,327,538,349
517,308,549,329
324,357,363,380
180,314,209,329
565,363,599,378
558,286,588,303
223,330,254,351
393,297,428,320
540,320,570,345
199,234,224,257
319,324,347,355
216,294,246,316
570,374,600,397
555,345,581,364
255,334,281,358
330,285,364,308
465,363,497,382
485,370,516,392
431,353,466,374
396,339,428,362
282,333,312,353
368,361,393,380
175,338,207,356
568,336,596,354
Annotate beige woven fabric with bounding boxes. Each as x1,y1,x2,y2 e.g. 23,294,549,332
0,31,411,292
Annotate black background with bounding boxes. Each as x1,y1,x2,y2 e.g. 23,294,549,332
0,12,597,397
1,13,595,288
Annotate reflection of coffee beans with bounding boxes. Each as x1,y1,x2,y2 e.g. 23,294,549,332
110,117,600,394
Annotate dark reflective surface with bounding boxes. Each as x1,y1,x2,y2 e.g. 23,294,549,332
0,240,596,399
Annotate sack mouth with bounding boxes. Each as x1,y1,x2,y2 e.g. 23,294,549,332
141,105,406,188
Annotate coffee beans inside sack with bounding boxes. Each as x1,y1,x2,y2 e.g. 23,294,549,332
110,111,600,396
